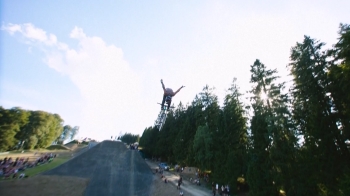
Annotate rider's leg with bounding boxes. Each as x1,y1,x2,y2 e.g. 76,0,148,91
167,100,172,111
161,95,166,109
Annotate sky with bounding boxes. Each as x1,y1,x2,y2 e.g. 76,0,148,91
1,0,350,141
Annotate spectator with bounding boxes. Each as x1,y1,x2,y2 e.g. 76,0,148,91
177,176,183,189
212,182,216,196
225,184,230,196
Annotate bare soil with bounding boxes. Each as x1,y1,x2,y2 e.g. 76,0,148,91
149,174,185,196
0,175,89,196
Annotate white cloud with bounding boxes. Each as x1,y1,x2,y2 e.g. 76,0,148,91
70,26,86,40
3,23,142,140
1,23,21,35
22,23,48,42
2,23,57,46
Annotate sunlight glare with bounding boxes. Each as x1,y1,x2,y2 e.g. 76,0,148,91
260,92,268,100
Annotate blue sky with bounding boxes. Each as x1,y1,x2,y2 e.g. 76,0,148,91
1,0,350,141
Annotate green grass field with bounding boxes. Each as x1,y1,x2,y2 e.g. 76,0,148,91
0,157,71,181
0,144,87,181
24,157,70,177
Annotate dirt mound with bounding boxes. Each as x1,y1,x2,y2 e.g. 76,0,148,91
43,141,153,195
46,145,70,151
64,143,78,151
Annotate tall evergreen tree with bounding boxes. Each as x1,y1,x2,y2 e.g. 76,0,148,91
246,59,278,196
289,36,347,195
172,99,202,165
193,125,213,170
328,23,350,142
139,127,154,155
218,78,248,193
199,85,220,170
267,81,299,195
327,23,350,196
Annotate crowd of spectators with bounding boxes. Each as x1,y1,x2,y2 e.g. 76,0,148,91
212,182,230,196
0,153,56,180
129,143,138,150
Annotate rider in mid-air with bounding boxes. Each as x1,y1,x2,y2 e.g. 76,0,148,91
160,79,184,110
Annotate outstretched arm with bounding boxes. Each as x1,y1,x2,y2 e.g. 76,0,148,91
161,79,165,91
173,86,184,96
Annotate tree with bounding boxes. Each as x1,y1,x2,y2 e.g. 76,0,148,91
220,78,248,192
0,107,30,151
35,113,64,148
328,23,350,141
56,125,73,144
172,97,203,165
289,35,348,195
328,24,350,196
139,127,155,156
70,126,79,140
0,124,19,151
199,85,220,170
267,80,299,195
120,133,139,144
246,60,278,196
193,125,213,170
16,110,64,149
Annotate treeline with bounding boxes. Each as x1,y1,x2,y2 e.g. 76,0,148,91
0,107,78,151
139,24,350,195
119,133,140,144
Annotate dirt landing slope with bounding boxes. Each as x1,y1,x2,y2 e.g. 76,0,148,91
43,141,153,196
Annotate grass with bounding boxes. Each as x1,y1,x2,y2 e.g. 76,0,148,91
24,157,70,177
0,157,70,181
0,145,85,181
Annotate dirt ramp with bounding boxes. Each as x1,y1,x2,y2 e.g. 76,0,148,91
43,140,153,196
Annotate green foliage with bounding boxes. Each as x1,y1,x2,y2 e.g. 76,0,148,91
0,107,30,151
193,125,213,170
0,106,75,151
289,34,350,195
246,60,278,195
0,124,19,151
211,78,248,191
328,24,350,142
120,133,139,144
27,135,38,150
56,125,72,144
339,168,350,196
